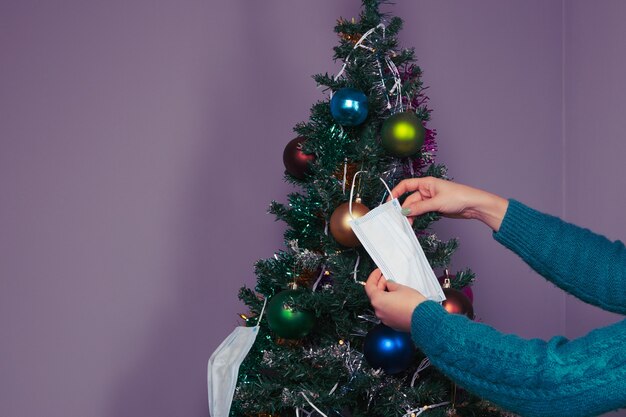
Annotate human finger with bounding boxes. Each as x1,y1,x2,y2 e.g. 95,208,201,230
365,268,383,297
387,178,426,201
402,195,440,217
385,280,402,292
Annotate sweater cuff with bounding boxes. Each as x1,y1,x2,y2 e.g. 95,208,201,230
492,199,553,252
410,300,449,350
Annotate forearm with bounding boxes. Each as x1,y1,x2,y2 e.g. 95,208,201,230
466,192,508,232
411,301,626,417
493,200,626,314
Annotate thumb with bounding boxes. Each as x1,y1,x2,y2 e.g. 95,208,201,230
385,280,402,292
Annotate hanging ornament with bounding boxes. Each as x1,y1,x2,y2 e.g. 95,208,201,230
330,88,369,126
311,266,334,292
363,323,415,374
318,268,334,290
442,277,474,319
329,199,370,247
437,270,474,303
461,286,474,303
283,137,315,180
333,161,359,190
381,111,426,157
266,289,315,339
295,268,318,287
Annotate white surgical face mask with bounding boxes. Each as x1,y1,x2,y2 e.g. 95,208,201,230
348,173,446,303
207,299,266,417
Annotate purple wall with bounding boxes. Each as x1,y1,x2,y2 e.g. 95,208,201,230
1,1,624,416
395,0,566,340
563,1,626,341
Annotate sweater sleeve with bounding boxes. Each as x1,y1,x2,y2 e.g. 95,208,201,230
493,199,626,314
411,301,626,417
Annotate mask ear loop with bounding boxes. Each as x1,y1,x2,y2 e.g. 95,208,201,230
348,170,367,219
347,173,395,285
255,298,268,328
378,177,394,201
347,171,367,284
349,172,396,218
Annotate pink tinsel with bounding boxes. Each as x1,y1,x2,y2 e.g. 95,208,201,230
398,64,438,176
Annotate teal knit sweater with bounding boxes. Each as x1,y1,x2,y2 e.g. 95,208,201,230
410,199,626,417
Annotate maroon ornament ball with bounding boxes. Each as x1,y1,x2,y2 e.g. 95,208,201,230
461,286,474,303
283,137,315,179
438,271,474,303
442,288,474,319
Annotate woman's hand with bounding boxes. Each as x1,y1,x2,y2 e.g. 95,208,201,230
389,176,509,232
364,268,426,333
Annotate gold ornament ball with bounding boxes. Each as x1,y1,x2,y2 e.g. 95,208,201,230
329,201,369,247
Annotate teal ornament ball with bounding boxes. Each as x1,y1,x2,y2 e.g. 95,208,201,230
330,88,369,126
266,290,315,339
381,111,425,157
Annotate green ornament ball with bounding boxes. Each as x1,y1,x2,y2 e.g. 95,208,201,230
381,111,425,157
266,290,315,339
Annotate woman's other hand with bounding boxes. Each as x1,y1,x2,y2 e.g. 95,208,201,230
364,268,427,332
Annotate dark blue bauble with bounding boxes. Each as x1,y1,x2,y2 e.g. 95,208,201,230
363,323,415,374
330,88,369,126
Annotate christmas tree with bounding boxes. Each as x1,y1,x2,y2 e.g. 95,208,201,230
231,2,511,416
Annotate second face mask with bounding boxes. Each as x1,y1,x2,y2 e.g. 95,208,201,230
348,177,446,302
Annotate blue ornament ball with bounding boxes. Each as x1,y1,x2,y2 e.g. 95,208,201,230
363,323,415,374
330,88,368,126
